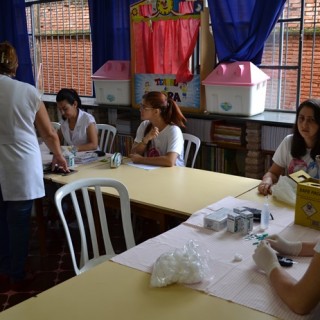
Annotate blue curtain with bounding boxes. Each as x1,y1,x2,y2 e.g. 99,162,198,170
0,0,34,85
88,0,135,73
207,0,286,65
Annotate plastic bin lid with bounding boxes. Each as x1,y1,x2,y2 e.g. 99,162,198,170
92,60,130,80
202,61,270,86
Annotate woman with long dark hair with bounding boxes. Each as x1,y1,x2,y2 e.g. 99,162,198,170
259,98,320,195
56,88,98,152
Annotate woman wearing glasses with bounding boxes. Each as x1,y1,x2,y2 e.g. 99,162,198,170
258,98,320,195
130,91,186,167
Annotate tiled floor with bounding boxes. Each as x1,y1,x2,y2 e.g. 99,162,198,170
0,218,76,312
0,207,161,312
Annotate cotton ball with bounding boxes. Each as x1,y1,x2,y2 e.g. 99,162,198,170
233,253,243,262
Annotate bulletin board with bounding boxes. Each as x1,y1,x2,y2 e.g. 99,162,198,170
130,0,215,113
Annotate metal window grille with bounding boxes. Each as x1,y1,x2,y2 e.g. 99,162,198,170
26,0,92,96
260,0,319,110
24,0,319,110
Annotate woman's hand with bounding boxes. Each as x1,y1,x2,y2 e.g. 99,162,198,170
144,126,159,143
258,182,272,195
267,234,302,256
253,240,280,277
130,153,143,163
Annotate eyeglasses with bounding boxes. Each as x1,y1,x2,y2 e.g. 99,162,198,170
139,104,154,111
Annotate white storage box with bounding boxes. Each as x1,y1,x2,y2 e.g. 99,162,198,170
202,61,269,116
92,60,131,105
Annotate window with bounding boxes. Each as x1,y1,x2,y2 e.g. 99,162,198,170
25,0,319,111
261,0,319,111
26,0,92,96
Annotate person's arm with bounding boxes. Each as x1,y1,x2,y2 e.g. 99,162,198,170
258,162,284,195
75,123,99,152
130,152,178,167
266,234,317,256
35,102,68,171
270,252,320,315
131,126,159,155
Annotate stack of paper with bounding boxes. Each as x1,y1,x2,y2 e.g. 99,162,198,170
74,152,98,164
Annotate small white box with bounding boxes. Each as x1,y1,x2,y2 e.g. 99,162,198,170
227,211,241,233
92,61,131,106
204,208,230,231
202,62,270,116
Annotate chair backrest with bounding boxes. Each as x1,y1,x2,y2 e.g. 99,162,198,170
96,124,117,153
51,121,61,131
182,133,201,168
54,178,135,275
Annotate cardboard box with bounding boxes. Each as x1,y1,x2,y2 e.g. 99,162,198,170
202,61,269,116
92,60,131,106
290,170,320,230
203,207,230,231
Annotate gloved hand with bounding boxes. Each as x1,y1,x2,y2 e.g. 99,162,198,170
252,240,280,277
267,234,302,256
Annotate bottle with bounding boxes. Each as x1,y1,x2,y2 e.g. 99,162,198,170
260,197,270,230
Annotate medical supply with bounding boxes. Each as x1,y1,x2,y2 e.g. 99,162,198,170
240,210,254,234
227,211,241,233
260,197,270,230
204,208,230,231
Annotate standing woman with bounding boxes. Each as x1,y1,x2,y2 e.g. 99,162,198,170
130,91,187,167
0,42,68,288
56,88,98,152
258,98,320,195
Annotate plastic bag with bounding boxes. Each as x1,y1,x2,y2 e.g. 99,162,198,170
271,175,297,206
150,240,210,287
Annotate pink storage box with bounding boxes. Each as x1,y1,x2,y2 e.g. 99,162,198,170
202,61,270,116
92,60,131,105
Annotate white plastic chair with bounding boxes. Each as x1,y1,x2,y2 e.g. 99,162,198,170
51,121,61,131
96,123,117,153
54,178,135,275
182,133,201,168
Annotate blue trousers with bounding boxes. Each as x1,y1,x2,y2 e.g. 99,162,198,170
0,187,33,281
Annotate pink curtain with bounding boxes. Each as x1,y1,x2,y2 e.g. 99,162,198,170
133,17,200,82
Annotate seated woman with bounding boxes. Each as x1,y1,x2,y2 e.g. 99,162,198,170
56,88,98,152
253,234,320,315
259,98,320,195
130,91,186,167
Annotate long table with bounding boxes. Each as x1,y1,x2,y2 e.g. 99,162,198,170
0,260,277,320
3,179,302,320
43,161,260,231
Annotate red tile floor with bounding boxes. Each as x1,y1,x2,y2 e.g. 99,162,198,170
0,207,163,312
0,218,76,312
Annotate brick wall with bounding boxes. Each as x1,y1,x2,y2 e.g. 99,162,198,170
36,1,320,109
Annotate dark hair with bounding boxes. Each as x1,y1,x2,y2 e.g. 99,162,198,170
291,98,320,160
56,88,82,109
0,41,18,77
142,91,186,127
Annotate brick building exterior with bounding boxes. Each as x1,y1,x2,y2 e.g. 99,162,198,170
34,1,320,110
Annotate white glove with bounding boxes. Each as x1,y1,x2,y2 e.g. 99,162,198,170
252,240,280,277
266,234,302,256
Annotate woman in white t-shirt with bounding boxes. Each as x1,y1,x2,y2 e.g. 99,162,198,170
130,91,186,167
56,88,98,152
259,98,320,195
253,234,320,315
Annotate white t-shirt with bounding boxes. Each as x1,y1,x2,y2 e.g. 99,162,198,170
60,109,96,146
134,120,185,167
0,75,44,201
272,134,320,178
